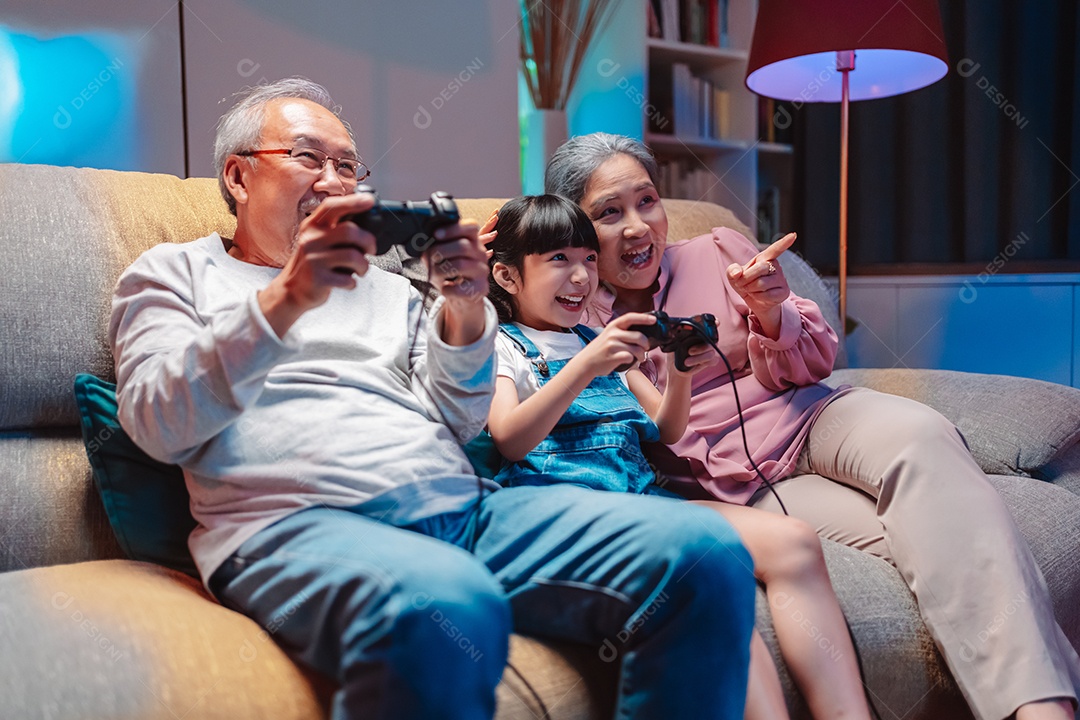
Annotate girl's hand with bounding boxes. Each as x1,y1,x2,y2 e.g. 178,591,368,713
579,312,656,377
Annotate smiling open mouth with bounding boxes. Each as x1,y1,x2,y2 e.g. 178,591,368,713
621,244,653,268
556,294,585,310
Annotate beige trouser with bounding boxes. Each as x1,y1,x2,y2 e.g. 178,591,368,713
749,387,1080,720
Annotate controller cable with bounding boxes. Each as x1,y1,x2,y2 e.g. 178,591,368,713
382,247,555,713
657,278,880,720
694,336,788,516
692,333,882,720
403,257,489,555
654,268,786,513
410,266,876,718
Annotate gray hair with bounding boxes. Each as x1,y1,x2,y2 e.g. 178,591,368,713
213,77,354,215
544,132,659,205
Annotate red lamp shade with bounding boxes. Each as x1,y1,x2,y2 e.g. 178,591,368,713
745,0,949,102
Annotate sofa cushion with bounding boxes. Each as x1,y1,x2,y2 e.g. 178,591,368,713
755,539,974,720
1041,443,1080,497
0,164,237,431
0,559,611,720
983,473,1080,644
0,560,333,719
496,635,615,719
826,368,1080,477
774,249,847,368
0,432,124,572
73,373,197,576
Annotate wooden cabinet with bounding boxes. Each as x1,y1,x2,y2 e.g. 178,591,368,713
845,274,1080,387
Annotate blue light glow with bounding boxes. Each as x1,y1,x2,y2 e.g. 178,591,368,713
0,26,137,168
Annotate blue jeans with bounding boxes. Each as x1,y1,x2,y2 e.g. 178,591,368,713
211,484,755,720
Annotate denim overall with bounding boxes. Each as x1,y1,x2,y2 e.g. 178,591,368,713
494,323,663,494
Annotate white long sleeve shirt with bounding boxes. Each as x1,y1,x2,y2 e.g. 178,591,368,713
109,233,498,582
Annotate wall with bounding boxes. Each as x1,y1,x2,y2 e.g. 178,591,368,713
1,0,521,199
565,0,647,142
182,0,520,198
0,0,185,175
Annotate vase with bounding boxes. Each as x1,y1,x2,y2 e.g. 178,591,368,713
522,108,568,194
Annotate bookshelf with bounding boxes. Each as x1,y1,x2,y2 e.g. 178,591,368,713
568,0,794,243
650,0,795,242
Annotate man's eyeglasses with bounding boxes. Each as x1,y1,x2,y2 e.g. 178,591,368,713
238,147,371,181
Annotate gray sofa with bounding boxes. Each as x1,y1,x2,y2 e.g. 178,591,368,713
2,162,1079,719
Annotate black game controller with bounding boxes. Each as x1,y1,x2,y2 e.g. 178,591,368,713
343,184,460,258
620,310,719,372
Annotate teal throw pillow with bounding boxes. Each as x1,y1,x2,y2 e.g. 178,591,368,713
73,374,198,577
462,429,504,480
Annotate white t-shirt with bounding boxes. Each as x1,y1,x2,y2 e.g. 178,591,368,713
495,323,629,401
110,233,499,584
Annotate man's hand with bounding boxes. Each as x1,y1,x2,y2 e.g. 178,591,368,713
428,220,490,346
258,192,377,338
726,232,796,340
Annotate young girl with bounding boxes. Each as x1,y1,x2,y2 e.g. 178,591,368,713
485,194,872,720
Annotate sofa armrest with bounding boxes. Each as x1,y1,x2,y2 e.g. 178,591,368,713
825,368,1080,478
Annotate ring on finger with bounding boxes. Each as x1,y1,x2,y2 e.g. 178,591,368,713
766,260,776,275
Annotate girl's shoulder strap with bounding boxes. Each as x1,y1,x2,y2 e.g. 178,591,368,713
498,322,539,358
570,324,598,343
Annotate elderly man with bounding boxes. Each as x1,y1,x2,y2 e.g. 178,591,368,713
109,77,755,720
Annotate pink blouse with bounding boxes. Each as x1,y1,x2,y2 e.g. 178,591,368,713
583,228,848,505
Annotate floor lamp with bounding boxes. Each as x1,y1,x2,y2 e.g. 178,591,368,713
745,0,949,333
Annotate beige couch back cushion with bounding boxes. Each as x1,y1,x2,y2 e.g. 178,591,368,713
0,164,236,430
0,164,839,432
0,165,841,571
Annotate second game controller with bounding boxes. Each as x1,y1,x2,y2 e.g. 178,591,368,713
620,310,719,372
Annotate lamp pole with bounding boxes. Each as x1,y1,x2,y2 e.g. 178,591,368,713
837,50,855,336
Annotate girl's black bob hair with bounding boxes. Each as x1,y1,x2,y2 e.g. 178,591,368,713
487,194,600,323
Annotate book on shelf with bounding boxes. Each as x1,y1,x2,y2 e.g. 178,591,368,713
647,0,663,39
671,62,696,137
684,0,707,45
706,0,718,46
699,79,713,138
668,64,733,141
661,0,680,41
718,0,730,48
657,157,723,202
713,88,731,139
657,0,730,47
757,98,796,145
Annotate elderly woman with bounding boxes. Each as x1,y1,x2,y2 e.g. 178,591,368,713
543,132,1080,720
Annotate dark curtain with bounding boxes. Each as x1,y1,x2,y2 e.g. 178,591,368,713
792,0,1080,274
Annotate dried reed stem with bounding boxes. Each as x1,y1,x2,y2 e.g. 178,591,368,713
520,0,618,110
